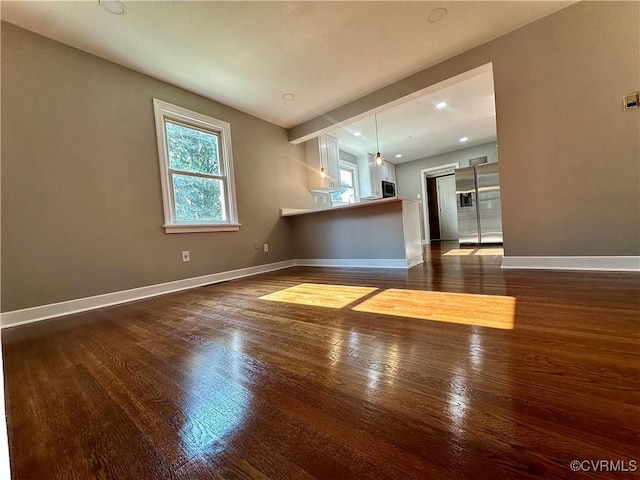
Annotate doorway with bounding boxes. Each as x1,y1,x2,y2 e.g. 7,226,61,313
436,176,458,240
420,163,459,244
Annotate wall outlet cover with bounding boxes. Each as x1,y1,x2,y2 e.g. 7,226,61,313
263,243,269,253
181,250,190,262
624,92,639,110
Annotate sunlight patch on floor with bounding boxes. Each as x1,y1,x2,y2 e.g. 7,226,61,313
442,249,473,256
352,289,515,329
259,283,378,309
443,248,504,257
474,248,504,256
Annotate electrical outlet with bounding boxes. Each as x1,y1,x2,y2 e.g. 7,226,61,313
314,195,318,203
181,250,190,262
323,196,327,203
624,92,639,110
254,240,260,250
417,193,421,199
263,243,269,253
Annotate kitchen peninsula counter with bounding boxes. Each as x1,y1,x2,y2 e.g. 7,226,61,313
280,197,404,217
282,198,423,269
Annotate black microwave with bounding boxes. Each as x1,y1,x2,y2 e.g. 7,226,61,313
382,181,396,198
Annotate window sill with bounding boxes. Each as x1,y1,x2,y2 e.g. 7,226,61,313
164,223,241,234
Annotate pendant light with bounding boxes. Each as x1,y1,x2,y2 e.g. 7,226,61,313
374,114,384,166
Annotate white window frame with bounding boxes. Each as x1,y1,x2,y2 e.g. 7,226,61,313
153,99,240,233
331,161,360,205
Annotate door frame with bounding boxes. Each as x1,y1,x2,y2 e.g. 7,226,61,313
420,162,460,245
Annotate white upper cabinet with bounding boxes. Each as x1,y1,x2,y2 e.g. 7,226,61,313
305,134,340,192
357,154,382,199
381,161,396,184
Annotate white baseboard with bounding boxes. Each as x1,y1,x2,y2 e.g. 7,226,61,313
407,254,424,268
501,256,640,272
295,258,413,269
1,260,295,329
1,256,427,329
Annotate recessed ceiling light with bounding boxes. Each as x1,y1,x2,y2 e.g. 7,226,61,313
395,154,403,158
352,131,362,137
99,0,126,15
459,137,469,142
436,102,448,109
428,7,447,23
281,93,295,101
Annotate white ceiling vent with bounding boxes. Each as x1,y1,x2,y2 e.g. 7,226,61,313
469,156,488,166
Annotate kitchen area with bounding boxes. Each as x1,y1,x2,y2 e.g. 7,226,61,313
281,133,423,269
282,64,503,267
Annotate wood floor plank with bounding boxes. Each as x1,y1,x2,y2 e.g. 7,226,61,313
3,243,639,479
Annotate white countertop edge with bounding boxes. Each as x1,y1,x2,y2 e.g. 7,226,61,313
280,197,418,217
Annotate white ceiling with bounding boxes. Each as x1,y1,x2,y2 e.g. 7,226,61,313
1,1,574,132
328,66,497,164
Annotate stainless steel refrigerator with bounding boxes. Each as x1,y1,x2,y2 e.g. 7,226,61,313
455,162,503,244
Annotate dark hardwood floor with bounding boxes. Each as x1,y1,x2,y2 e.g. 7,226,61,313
3,243,639,479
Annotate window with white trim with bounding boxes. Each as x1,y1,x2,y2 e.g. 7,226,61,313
331,161,360,205
153,99,239,233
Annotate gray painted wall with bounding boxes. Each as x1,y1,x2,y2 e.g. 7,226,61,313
290,2,640,257
1,23,317,312
395,142,498,201
395,142,498,241
290,202,405,259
